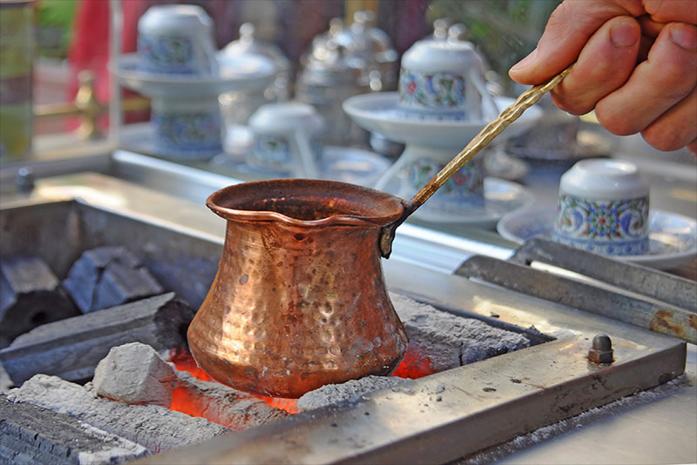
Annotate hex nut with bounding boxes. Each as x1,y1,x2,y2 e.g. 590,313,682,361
588,334,614,364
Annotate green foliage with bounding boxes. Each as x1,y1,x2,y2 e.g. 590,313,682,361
36,0,78,59
428,0,560,82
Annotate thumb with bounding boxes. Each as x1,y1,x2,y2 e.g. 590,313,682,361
510,0,642,84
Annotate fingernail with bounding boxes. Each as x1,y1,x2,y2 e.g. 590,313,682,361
610,22,638,47
643,0,662,16
510,48,538,73
670,25,697,50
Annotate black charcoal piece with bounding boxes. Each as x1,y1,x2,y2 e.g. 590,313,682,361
0,395,147,465
0,256,78,348
62,246,164,313
0,293,193,386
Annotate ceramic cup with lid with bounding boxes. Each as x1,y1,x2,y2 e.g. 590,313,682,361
554,159,650,255
137,4,218,75
248,102,324,177
398,39,497,121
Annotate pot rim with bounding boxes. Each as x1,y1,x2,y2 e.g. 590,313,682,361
207,179,406,228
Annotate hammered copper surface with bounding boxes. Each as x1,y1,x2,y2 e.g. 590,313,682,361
188,180,409,398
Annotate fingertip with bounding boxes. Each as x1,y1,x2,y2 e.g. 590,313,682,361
509,48,539,84
609,16,641,48
668,22,697,51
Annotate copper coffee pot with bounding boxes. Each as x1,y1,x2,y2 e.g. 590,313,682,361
187,70,570,398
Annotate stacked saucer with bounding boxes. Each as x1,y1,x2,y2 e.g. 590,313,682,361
344,37,541,226
112,5,276,161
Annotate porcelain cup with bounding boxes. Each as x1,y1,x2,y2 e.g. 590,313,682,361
554,159,650,255
151,97,223,158
137,5,218,75
247,102,324,177
374,144,485,217
397,39,497,121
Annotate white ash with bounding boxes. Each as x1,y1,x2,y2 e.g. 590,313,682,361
391,293,531,371
298,376,412,411
6,374,228,453
458,375,691,465
93,343,177,407
75,421,149,465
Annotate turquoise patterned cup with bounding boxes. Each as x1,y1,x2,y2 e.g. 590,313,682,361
137,5,218,76
554,159,650,255
397,40,497,122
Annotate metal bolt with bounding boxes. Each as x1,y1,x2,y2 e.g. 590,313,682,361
16,167,35,193
588,334,614,364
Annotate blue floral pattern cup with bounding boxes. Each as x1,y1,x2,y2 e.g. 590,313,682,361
397,40,497,121
399,69,467,120
408,158,484,201
373,151,486,212
137,5,218,75
151,99,222,158
553,159,650,255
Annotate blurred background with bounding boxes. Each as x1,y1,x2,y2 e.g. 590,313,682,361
1,0,695,277
27,0,558,135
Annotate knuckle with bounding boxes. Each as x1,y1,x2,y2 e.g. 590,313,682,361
550,92,570,111
641,125,685,152
654,61,696,96
553,84,597,115
595,106,638,135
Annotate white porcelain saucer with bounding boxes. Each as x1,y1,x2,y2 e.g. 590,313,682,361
382,177,533,227
114,53,276,98
343,94,542,148
119,123,226,161
211,146,391,188
484,148,529,182
507,129,613,161
497,207,697,269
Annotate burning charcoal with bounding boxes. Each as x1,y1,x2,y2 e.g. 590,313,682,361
0,293,193,386
93,343,177,407
62,246,164,313
391,293,531,371
0,395,147,465
6,375,228,453
92,342,287,430
0,256,78,347
297,376,411,411
172,371,289,430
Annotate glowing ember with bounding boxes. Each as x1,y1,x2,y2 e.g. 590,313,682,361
168,348,299,415
391,344,434,379
169,347,211,381
169,385,211,421
167,344,432,418
253,395,299,414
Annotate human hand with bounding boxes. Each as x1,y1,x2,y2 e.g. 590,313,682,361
509,0,697,153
